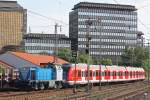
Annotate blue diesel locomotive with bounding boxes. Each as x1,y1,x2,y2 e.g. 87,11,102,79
18,63,63,90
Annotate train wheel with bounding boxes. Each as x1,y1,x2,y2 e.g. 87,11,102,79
34,84,38,90
40,83,45,90
58,82,62,89
54,83,58,89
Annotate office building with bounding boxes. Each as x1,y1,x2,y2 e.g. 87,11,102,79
0,1,27,50
69,2,138,64
23,33,71,54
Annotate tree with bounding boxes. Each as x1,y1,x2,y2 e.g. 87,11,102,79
142,59,150,80
120,46,149,67
78,53,93,64
101,59,112,65
57,48,73,62
0,45,25,54
93,59,101,65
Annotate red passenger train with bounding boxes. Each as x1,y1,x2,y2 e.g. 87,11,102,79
62,64,145,85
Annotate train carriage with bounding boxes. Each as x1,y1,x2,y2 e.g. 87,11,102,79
62,64,145,86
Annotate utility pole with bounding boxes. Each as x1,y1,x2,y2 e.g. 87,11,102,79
86,18,92,93
73,55,77,93
54,23,61,63
98,17,102,90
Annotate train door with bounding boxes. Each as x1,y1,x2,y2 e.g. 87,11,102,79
93,70,96,83
130,71,132,79
81,70,86,84
113,71,117,80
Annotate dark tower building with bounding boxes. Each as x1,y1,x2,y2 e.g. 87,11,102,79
69,2,138,64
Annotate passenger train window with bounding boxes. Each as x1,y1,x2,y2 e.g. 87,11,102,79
119,72,122,76
125,71,128,76
96,70,99,76
130,72,132,76
108,72,110,76
78,70,81,77
105,71,107,76
113,72,116,76
90,71,92,77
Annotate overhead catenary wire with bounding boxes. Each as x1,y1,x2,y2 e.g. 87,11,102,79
28,10,68,26
113,0,119,4
138,18,150,31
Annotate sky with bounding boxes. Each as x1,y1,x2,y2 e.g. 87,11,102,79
16,0,150,41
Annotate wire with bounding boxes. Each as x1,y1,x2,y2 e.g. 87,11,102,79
28,10,68,26
113,0,119,4
138,19,150,31
137,3,150,10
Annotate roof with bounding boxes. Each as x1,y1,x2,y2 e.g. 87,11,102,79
73,2,137,11
0,53,39,69
0,60,14,69
11,52,69,66
23,33,69,40
0,1,24,10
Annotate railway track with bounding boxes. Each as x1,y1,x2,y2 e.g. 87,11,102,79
0,81,149,100
55,80,150,100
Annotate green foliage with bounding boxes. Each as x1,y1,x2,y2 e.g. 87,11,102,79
142,59,150,70
142,59,150,80
78,53,93,64
0,45,25,54
57,48,73,62
93,59,101,65
121,46,149,67
101,59,112,65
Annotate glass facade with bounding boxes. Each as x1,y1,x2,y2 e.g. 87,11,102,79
24,33,71,54
69,2,138,64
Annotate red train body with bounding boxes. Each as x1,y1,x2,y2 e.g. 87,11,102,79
62,64,145,85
